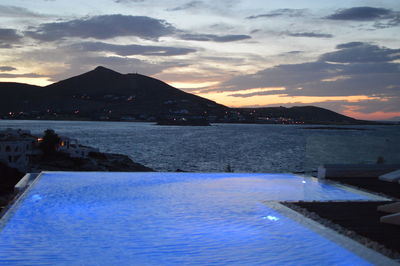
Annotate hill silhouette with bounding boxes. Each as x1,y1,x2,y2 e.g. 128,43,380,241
0,66,374,124
0,66,227,119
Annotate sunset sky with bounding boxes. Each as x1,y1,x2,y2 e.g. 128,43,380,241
0,0,399,120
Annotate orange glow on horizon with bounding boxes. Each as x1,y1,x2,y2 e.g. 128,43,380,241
195,90,375,108
195,90,400,120
168,81,221,89
343,109,400,121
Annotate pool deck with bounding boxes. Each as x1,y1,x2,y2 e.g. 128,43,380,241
325,175,400,199
289,170,400,262
284,201,400,260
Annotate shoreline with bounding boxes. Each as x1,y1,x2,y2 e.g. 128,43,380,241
1,118,396,126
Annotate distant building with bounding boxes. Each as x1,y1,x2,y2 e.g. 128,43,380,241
58,136,99,158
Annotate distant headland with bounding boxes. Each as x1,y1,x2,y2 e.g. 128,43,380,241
0,66,386,125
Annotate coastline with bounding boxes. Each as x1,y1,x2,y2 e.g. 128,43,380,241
1,117,397,126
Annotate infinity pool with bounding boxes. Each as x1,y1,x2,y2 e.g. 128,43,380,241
0,172,391,265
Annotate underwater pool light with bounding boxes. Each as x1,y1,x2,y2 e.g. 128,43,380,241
31,194,42,202
263,215,280,221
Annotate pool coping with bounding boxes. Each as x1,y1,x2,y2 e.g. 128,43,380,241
0,171,45,231
292,173,391,201
264,201,399,266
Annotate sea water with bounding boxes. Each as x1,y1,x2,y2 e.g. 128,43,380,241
0,120,399,172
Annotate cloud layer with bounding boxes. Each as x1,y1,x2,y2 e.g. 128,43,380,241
286,32,333,38
222,42,400,100
26,15,176,41
0,66,16,71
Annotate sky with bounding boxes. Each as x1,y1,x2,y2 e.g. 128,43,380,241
0,0,399,120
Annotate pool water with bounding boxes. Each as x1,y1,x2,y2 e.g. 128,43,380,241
0,172,389,265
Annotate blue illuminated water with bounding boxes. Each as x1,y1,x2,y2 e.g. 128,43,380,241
0,172,384,265
0,120,399,172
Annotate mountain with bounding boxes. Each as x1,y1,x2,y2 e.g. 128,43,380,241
0,66,375,124
0,66,227,120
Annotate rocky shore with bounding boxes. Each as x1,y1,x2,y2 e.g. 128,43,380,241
30,151,153,172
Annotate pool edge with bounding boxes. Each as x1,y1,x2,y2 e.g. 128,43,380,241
0,172,44,231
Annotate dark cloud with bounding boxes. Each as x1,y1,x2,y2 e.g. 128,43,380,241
69,42,196,56
25,15,176,41
374,14,400,28
320,42,400,63
325,6,400,28
168,1,203,11
0,66,17,72
286,51,303,54
286,32,333,38
246,9,307,19
180,33,251,42
167,0,240,14
0,5,44,18
336,42,364,49
0,28,22,48
326,7,392,21
219,42,400,99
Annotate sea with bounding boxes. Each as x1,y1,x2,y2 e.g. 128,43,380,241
1,120,399,173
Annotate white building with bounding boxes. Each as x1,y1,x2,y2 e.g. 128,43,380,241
0,128,100,172
0,129,40,172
